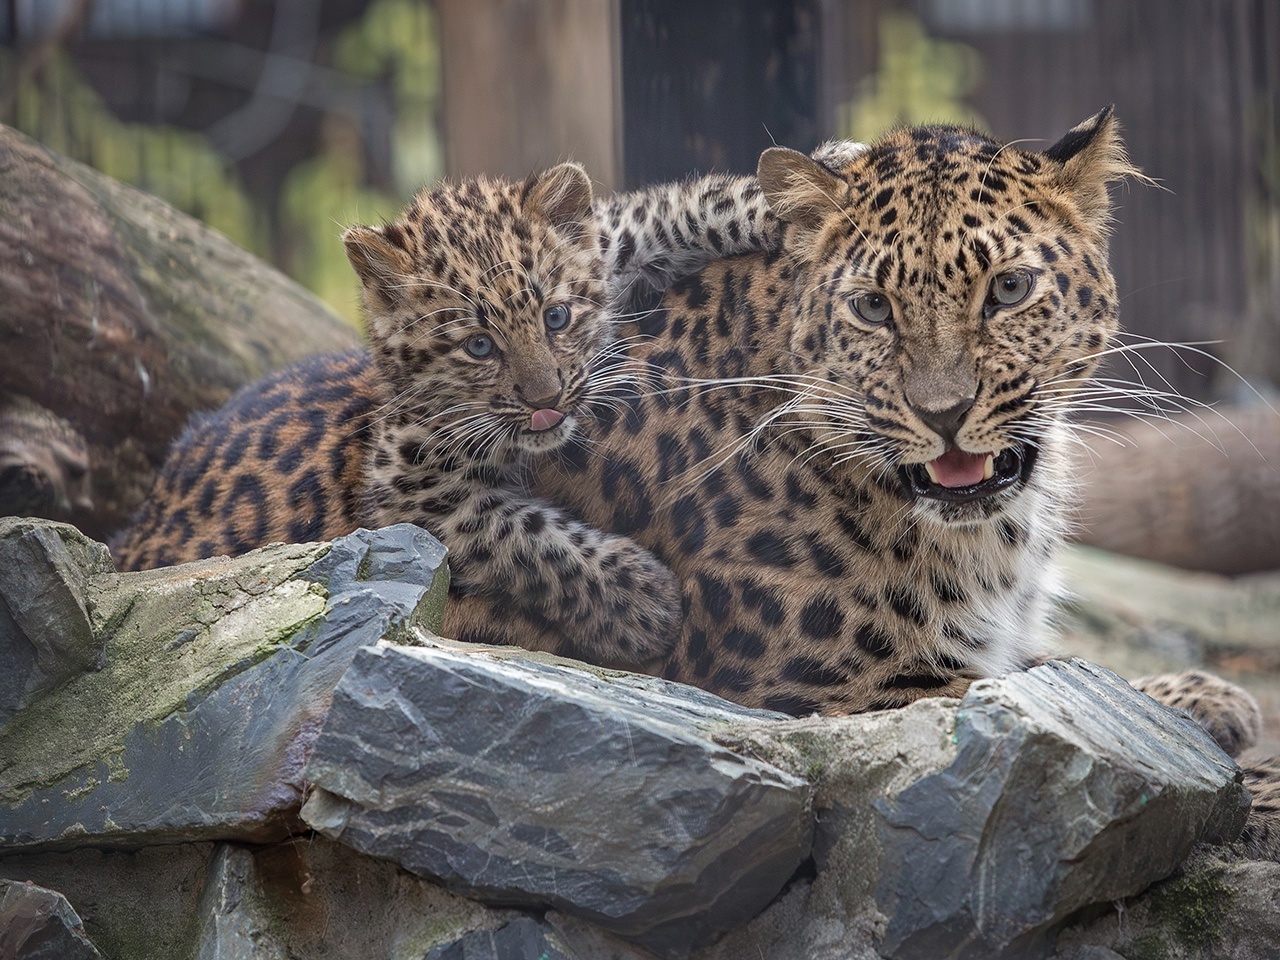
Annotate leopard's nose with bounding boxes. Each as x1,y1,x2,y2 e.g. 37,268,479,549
910,397,975,446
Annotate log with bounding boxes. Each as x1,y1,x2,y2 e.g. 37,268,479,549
0,123,361,541
1070,406,1280,575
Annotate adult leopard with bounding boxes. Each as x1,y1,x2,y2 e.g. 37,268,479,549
443,107,1136,713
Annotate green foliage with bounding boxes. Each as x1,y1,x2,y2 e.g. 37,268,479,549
282,0,443,324
840,11,987,143
333,0,442,192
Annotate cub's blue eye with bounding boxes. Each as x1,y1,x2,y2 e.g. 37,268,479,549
850,292,893,326
464,334,495,358
544,304,571,331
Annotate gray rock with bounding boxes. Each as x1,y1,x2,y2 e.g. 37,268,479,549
1052,847,1280,960
716,659,1249,960
0,836,515,960
873,660,1246,959
301,636,813,959
0,844,215,960
195,846,292,960
0,878,103,960
425,917,571,960
0,519,112,726
0,521,447,850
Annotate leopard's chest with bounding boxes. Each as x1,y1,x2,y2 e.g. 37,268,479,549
536,370,1060,708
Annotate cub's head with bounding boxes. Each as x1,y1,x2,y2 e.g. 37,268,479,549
759,107,1138,523
344,163,612,461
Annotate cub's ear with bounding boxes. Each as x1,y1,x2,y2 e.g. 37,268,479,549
1043,105,1141,233
758,147,846,232
343,223,414,311
523,162,594,231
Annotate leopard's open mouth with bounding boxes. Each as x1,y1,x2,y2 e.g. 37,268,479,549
898,444,1037,503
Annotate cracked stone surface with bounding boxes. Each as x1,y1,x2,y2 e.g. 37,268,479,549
713,659,1250,960
301,636,814,959
0,520,446,850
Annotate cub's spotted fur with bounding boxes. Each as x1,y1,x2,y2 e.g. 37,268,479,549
113,163,788,667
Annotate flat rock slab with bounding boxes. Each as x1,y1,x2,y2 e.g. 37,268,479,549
0,520,446,850
718,659,1250,960
301,636,813,959
0,878,103,959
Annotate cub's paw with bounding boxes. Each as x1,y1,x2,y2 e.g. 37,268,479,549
590,543,683,666
1132,669,1262,758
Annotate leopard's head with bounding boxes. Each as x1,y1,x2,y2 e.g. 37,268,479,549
344,163,613,462
759,108,1138,523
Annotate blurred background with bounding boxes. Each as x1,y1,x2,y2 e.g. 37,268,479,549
2,0,1276,403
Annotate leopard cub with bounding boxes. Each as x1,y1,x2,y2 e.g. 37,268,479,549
112,162,784,668
346,163,680,666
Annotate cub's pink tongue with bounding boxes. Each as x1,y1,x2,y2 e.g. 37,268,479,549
926,449,989,488
529,408,564,432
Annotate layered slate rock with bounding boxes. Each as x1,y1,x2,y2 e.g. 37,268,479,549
191,842,514,960
714,659,1249,960
0,837,519,960
301,636,814,959
0,520,447,850
0,519,112,725
0,879,104,960
425,917,571,960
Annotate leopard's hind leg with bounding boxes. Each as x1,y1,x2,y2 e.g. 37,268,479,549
1241,756,1280,861
1132,669,1262,758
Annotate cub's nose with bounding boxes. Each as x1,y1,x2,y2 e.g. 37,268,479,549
910,397,975,446
524,386,562,409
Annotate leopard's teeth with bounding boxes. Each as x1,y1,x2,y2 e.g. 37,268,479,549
924,461,940,485
982,454,995,480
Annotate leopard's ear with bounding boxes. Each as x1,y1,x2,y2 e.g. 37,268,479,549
343,223,414,311
758,147,846,232
523,162,594,231
1043,106,1141,234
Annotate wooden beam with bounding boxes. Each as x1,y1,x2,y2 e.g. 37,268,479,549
435,0,621,189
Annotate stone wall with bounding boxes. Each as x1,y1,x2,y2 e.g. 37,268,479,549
1,517,1278,959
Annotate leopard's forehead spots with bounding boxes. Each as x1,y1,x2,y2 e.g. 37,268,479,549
798,124,1110,360
831,127,1061,290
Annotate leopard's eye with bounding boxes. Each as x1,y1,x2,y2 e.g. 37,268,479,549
850,292,893,326
544,304,571,331
990,270,1033,307
464,334,495,358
